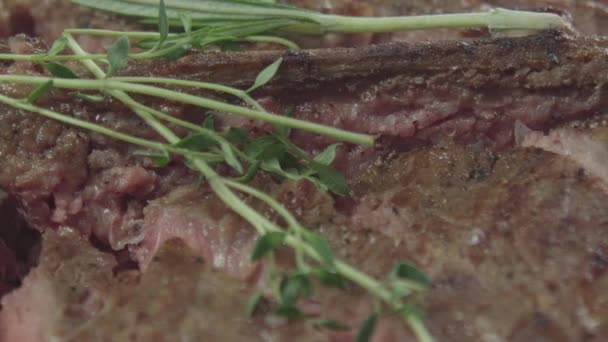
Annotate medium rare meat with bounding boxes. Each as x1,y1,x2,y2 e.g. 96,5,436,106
1,19,608,342
123,31,608,151
2,230,328,341
2,136,608,341
1,31,607,249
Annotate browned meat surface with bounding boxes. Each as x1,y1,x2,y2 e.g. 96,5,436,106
0,29,608,340
0,0,138,51
1,1,608,339
0,32,606,248
130,31,608,150
1,230,326,341
2,134,608,341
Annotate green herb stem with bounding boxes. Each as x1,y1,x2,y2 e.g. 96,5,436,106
111,76,265,111
224,179,432,342
0,75,373,145
241,35,299,49
312,8,567,34
65,28,164,38
0,94,224,162
407,315,434,342
0,53,107,62
0,23,430,341
102,81,374,146
71,0,568,35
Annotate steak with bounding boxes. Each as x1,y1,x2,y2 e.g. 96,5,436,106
0,31,606,248
2,131,608,341
0,7,608,342
1,229,326,342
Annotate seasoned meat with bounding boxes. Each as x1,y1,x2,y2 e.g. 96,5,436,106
0,32,606,249
0,10,608,342
0,230,325,342
2,136,608,341
129,31,608,150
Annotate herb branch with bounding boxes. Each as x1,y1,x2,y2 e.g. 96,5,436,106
0,31,432,341
1,0,573,339
1,0,573,338
6,0,577,340
71,0,569,34
0,74,372,146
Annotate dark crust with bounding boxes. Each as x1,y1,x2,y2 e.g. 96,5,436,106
126,31,608,91
121,31,608,150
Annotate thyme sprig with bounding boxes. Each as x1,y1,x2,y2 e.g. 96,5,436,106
0,31,431,342
0,0,575,339
0,51,431,342
72,0,569,34
0,74,372,146
0,0,574,339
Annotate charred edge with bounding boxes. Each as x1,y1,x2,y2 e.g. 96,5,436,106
130,30,608,96
0,193,42,301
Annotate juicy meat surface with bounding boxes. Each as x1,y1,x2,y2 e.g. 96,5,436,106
3,135,608,341
1,230,326,342
1,16,608,342
1,32,607,251
130,31,608,151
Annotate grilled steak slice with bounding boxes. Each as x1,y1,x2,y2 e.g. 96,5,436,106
2,135,608,341
131,31,608,149
1,230,326,342
0,32,606,247
1,31,608,341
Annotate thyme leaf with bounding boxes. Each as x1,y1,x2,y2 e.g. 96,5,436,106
356,312,379,342
251,231,286,261
303,231,335,270
280,273,312,307
158,0,169,46
247,57,283,93
43,62,79,79
313,143,340,165
47,37,68,57
0,9,435,340
107,36,130,75
390,262,431,287
312,163,350,196
245,291,264,317
313,318,350,331
25,80,53,103
133,148,171,167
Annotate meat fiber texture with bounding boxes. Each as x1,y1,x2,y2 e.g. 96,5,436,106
2,29,608,342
